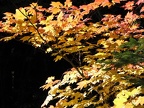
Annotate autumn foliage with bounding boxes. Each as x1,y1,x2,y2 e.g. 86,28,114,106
0,0,144,107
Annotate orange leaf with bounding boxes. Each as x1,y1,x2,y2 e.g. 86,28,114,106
51,7,61,14
51,2,63,8
64,0,72,7
109,31,119,39
122,1,134,10
101,0,111,7
113,0,120,3
20,36,31,42
136,0,144,5
140,6,144,12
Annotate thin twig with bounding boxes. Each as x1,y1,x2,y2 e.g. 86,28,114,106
63,56,85,78
10,1,86,78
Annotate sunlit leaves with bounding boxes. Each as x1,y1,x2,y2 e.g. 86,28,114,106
54,55,62,62
112,0,120,3
122,1,134,10
20,36,31,42
51,2,63,8
1,0,144,107
64,0,72,7
136,0,144,5
134,96,144,106
50,2,62,14
14,8,27,21
76,80,90,89
113,86,143,108
41,76,60,90
41,63,144,107
45,48,53,53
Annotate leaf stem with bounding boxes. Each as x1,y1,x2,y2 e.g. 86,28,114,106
62,56,85,78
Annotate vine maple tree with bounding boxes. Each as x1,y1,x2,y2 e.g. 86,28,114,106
0,0,144,107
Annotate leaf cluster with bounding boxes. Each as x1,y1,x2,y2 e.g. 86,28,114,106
41,63,144,108
1,0,144,108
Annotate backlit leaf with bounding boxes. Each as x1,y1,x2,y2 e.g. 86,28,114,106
64,0,72,7
20,36,31,42
14,8,27,21
136,0,144,5
77,80,90,89
54,55,62,62
51,2,63,8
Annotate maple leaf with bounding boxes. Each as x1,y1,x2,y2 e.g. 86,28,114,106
45,48,53,53
3,12,13,20
49,2,62,14
134,96,144,105
50,7,61,14
41,95,53,107
46,76,55,83
125,103,134,108
122,1,134,10
54,55,62,62
140,6,144,12
109,31,119,39
95,52,111,59
124,12,139,23
64,0,72,7
20,36,31,42
136,0,144,5
101,0,111,7
14,8,27,21
113,90,130,107
77,80,90,89
41,76,60,90
112,0,120,3
51,2,63,8
43,25,55,36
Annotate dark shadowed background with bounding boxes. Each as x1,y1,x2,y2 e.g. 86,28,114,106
0,0,71,107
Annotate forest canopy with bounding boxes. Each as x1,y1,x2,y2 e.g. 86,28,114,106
0,0,144,107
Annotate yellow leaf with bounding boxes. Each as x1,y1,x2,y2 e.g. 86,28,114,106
95,53,111,59
49,105,55,108
113,97,126,107
43,25,55,35
125,103,134,108
114,90,131,107
115,40,124,46
41,76,56,90
131,86,141,97
109,31,119,39
64,0,72,7
77,80,90,89
54,55,62,62
45,48,53,53
51,7,61,14
14,8,27,21
134,96,144,106
67,37,74,41
67,15,73,23
0,34,18,41
41,95,53,107
51,2,63,8
46,76,55,83
20,36,31,42
57,12,63,21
